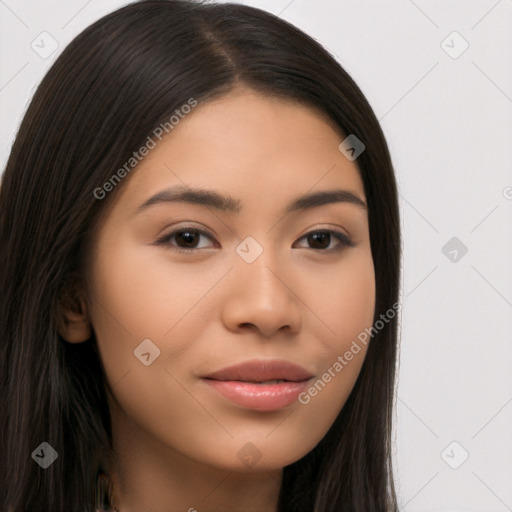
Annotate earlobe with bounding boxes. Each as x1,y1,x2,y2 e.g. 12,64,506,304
58,295,92,343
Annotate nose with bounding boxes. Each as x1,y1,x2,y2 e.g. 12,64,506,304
221,249,302,339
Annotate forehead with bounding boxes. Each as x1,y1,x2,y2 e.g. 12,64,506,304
112,88,365,215
165,88,347,153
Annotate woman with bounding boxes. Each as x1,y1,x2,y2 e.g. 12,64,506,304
0,0,401,510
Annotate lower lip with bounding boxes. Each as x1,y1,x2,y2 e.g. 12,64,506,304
202,379,311,411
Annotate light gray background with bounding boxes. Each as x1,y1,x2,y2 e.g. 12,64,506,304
1,1,511,510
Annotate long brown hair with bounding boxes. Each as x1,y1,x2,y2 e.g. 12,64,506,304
0,1,401,510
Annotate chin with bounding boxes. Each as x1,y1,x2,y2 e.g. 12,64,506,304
192,437,315,473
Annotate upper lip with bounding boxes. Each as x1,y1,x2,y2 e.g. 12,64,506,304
202,359,314,383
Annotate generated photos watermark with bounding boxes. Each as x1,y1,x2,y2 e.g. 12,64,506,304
93,97,198,200
298,300,400,405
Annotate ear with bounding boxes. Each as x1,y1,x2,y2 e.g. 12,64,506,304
58,293,92,343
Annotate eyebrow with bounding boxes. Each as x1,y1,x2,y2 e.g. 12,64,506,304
136,185,367,216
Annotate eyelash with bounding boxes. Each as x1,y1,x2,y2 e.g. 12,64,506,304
154,226,354,253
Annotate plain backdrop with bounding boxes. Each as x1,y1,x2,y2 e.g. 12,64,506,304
1,1,511,510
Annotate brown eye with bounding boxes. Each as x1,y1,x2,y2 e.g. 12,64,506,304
155,228,216,251
294,230,353,251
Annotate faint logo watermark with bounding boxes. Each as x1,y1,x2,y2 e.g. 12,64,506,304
31,442,58,469
338,134,365,161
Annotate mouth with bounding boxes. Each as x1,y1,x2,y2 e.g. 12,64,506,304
203,359,314,382
215,379,289,385
201,359,314,411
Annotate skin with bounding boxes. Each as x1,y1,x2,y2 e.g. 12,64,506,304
60,86,375,512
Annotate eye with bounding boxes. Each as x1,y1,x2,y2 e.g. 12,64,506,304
154,226,353,253
293,229,354,251
154,227,217,252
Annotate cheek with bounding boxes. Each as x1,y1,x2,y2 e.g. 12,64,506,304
88,239,225,383
88,243,171,379
310,249,376,345
296,250,375,419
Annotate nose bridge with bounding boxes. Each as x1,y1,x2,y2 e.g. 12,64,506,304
223,235,301,337
235,235,284,300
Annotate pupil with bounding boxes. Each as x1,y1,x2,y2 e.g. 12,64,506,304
179,231,198,247
309,232,329,249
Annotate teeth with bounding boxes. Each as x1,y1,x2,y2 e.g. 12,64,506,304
255,379,285,385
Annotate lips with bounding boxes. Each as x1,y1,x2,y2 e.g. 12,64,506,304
202,359,314,383
201,359,314,411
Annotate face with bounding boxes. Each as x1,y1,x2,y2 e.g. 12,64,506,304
86,87,375,474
